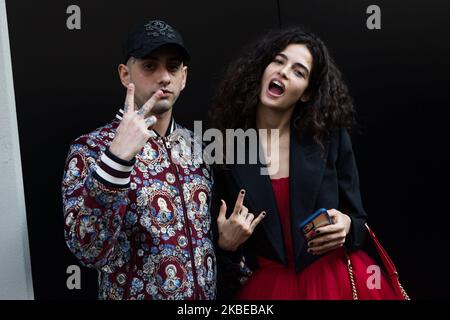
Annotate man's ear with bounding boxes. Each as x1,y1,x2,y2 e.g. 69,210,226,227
118,63,130,88
180,65,188,91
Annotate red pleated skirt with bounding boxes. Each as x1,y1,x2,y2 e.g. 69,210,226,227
236,247,399,300
237,177,399,300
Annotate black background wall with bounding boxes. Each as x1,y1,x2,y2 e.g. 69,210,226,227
5,0,449,299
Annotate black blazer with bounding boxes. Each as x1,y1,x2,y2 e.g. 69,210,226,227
212,126,368,297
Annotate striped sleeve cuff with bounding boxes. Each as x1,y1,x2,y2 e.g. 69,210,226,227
92,148,136,189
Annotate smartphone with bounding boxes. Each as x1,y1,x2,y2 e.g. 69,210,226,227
299,208,332,241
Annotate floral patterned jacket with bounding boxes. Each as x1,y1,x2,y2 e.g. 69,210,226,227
62,110,216,300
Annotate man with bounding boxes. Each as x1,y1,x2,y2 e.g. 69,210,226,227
62,20,216,300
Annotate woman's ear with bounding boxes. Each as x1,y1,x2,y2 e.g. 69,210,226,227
300,91,311,102
118,63,130,88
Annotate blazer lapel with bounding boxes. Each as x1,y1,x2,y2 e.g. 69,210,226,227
228,128,330,267
230,143,286,265
289,129,330,267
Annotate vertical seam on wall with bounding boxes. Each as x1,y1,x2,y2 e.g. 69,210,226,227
276,0,282,28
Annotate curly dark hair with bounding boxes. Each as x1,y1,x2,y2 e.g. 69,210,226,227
209,26,355,146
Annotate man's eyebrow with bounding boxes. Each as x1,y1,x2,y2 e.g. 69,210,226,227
276,53,310,74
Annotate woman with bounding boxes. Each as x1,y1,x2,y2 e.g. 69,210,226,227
209,27,399,300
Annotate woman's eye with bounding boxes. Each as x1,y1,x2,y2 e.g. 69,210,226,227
294,70,305,78
273,59,283,64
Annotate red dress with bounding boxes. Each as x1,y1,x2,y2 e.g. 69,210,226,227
236,177,398,300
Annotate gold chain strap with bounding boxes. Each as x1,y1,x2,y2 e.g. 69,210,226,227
346,251,410,300
399,282,410,300
345,252,358,300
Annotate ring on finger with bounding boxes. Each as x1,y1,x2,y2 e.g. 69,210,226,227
145,116,157,126
136,107,145,116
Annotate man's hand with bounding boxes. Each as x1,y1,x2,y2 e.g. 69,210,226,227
217,190,266,252
109,83,162,161
307,209,352,255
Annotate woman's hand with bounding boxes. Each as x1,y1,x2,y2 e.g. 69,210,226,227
217,190,266,252
307,209,352,255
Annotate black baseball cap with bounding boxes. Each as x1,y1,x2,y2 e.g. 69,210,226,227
123,20,190,63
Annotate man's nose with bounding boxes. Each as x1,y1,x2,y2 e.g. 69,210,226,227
157,68,171,85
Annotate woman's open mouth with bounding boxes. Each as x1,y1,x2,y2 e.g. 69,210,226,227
267,80,285,97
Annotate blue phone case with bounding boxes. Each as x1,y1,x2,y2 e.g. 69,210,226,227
299,208,330,229
299,208,332,240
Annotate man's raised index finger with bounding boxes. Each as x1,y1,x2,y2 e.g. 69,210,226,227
139,89,163,117
124,83,135,113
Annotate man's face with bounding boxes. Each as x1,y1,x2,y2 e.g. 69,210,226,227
120,45,188,116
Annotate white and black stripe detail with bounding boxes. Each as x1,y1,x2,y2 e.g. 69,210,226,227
92,148,135,189
116,109,124,121
168,118,175,134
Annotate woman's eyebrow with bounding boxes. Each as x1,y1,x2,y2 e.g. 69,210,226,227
277,52,311,74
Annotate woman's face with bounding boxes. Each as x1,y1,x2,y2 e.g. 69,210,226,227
259,43,313,111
